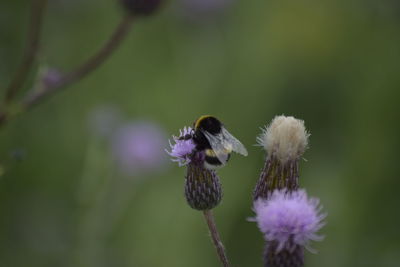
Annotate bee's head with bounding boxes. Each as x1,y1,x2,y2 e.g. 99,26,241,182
194,115,222,135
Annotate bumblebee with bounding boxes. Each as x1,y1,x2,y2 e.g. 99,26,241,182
187,115,248,169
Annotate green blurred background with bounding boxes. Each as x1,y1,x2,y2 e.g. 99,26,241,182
1,0,400,266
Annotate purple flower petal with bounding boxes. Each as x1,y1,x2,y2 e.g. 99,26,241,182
253,190,326,252
166,126,196,166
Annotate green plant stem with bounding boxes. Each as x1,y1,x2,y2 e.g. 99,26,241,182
203,210,230,267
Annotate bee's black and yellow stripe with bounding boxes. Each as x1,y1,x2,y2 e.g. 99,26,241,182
193,115,229,168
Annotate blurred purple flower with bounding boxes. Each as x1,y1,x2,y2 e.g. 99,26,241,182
87,105,123,138
166,126,196,166
253,190,326,253
111,121,168,176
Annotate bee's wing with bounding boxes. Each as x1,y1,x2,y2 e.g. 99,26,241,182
221,127,248,156
202,128,248,164
202,130,230,164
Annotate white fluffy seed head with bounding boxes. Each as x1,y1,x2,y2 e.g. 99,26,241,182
257,115,309,163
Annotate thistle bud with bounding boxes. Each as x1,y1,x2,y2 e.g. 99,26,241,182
166,127,223,210
184,152,222,210
263,241,304,267
253,115,309,200
253,190,325,267
120,0,162,16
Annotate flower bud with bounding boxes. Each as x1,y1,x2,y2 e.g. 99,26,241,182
263,242,304,267
184,155,222,210
167,127,222,210
253,115,309,200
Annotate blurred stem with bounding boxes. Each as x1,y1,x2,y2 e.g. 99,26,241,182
4,0,47,104
22,14,134,107
0,14,134,128
203,210,230,267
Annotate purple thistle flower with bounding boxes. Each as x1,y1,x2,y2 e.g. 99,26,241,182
167,125,223,210
166,126,196,166
253,189,325,253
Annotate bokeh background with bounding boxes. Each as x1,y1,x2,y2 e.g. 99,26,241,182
1,0,400,266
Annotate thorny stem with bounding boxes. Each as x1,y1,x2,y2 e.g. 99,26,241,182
0,15,134,128
4,0,47,103
203,210,230,267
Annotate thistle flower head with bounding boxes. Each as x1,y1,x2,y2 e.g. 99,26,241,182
166,127,196,166
185,161,222,210
253,190,325,253
257,115,309,163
